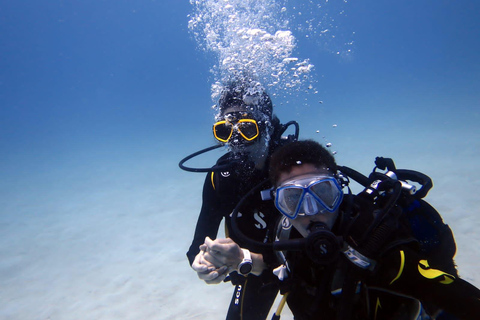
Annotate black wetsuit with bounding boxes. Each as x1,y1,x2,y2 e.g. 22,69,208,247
277,198,480,320
186,153,280,320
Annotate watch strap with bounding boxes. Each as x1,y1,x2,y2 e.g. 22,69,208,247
238,248,253,275
241,248,251,261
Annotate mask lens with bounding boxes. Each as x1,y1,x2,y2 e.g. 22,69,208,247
237,120,259,141
309,179,342,210
276,187,304,218
213,122,233,142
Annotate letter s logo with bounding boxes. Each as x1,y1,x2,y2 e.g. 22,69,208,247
320,243,328,255
254,211,267,229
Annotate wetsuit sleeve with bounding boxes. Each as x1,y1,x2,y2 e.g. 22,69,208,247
375,246,480,319
186,172,225,266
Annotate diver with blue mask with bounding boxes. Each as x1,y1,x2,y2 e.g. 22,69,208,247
183,79,299,320
203,140,480,319
267,140,480,319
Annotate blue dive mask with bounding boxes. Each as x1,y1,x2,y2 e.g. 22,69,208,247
274,174,344,219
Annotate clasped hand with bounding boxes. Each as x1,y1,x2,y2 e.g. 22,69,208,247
191,237,243,284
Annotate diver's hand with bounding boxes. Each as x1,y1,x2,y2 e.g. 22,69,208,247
204,237,268,276
204,237,243,268
191,245,229,285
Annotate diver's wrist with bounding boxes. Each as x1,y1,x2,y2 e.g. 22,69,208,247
237,248,253,276
235,249,267,276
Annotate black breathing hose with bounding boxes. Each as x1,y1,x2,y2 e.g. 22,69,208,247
359,179,403,257
178,144,238,173
230,179,281,251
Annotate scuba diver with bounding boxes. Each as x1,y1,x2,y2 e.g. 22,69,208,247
202,140,480,319
182,79,299,320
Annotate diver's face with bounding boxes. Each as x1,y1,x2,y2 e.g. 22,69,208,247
276,164,340,238
217,110,269,159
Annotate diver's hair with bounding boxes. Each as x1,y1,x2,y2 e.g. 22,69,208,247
217,80,273,120
269,140,338,186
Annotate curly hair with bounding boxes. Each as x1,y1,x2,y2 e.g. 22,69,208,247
217,80,273,120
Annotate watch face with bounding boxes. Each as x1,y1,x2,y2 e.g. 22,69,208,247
239,262,253,275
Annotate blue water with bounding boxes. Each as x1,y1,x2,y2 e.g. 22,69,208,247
1,1,479,319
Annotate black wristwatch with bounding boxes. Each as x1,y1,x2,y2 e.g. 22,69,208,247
237,248,253,276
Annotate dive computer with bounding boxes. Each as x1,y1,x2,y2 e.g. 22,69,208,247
238,248,253,276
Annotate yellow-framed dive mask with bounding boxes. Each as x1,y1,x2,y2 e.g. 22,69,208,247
213,118,260,143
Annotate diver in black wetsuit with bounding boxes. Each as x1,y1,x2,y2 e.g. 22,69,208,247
186,79,298,320
267,140,480,319
202,140,480,319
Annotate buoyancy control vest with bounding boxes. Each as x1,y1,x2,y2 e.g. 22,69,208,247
271,157,458,319
337,157,457,277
